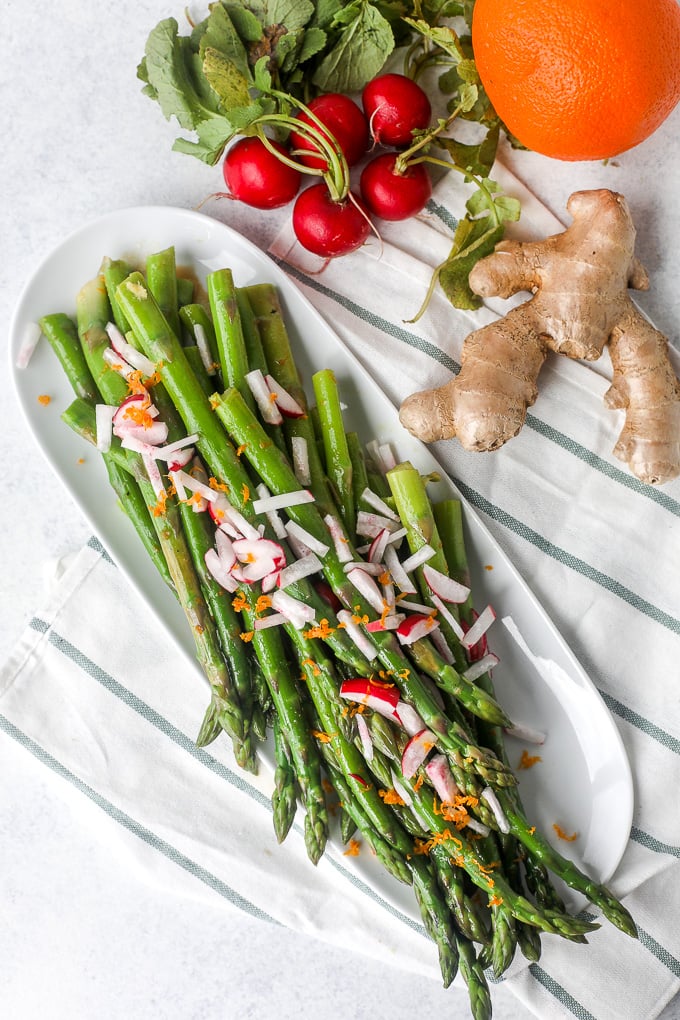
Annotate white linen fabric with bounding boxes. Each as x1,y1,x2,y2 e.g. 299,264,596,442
2,163,679,1020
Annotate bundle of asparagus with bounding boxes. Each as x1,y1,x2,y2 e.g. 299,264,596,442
38,244,636,1019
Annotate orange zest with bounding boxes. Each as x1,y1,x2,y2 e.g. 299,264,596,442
37,394,51,406
379,788,406,806
518,750,542,770
239,630,254,643
553,823,578,842
343,839,361,857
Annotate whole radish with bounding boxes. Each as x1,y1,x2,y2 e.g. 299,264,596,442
289,94,370,170
223,136,302,209
362,73,432,147
360,153,432,220
292,183,371,257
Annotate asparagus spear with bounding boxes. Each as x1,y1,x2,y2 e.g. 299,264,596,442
312,369,355,535
272,713,299,844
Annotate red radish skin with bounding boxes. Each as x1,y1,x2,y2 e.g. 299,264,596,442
339,678,401,719
360,154,432,221
362,74,432,148
401,728,437,779
289,94,370,170
292,184,371,258
223,137,301,210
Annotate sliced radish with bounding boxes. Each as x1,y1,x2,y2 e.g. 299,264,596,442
360,487,400,521
366,614,404,632
356,510,400,539
271,589,316,629
461,605,496,652
152,433,200,462
103,346,136,380
346,567,386,613
397,598,435,615
223,505,261,541
423,564,471,604
368,528,391,564
252,489,315,514
291,436,311,485
343,561,384,576
209,495,240,536
245,368,283,425
284,520,329,558
105,322,156,376
314,579,342,613
466,818,491,837
481,787,510,834
378,442,397,471
95,404,116,452
264,374,305,418
277,552,323,589
430,626,455,665
381,577,395,611
385,527,407,546
401,728,436,779
463,653,500,682
167,447,195,472
261,569,280,593
233,537,286,583
339,678,400,719
355,713,374,763
425,754,459,803
324,514,353,562
16,322,41,370
396,613,439,646
171,469,188,502
365,439,386,473
215,530,237,571
383,545,417,594
401,544,437,573
336,611,379,662
430,594,465,642
394,701,425,736
205,548,239,592
193,323,216,376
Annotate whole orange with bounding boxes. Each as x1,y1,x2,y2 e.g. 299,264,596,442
471,0,680,160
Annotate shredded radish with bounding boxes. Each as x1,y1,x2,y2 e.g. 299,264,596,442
385,527,407,546
463,653,500,681
277,552,323,589
481,787,510,834
215,530,236,570
423,564,471,604
365,439,385,473
397,599,435,615
366,614,404,632
337,610,379,661
339,678,400,716
378,442,397,471
223,506,261,541
402,728,436,779
285,520,329,557
271,589,316,629
390,771,413,807
105,322,156,376
356,510,400,538
430,593,466,641
462,605,496,650
291,436,311,485
15,322,41,369
504,722,546,745
355,713,374,763
360,487,400,522
152,433,200,461
95,404,116,453
102,346,136,380
347,567,385,613
368,528,391,564
193,323,216,375
120,434,159,458
255,483,287,540
169,469,219,504
381,577,395,610
233,537,286,584
170,469,188,501
245,368,284,425
466,818,490,837
142,452,165,498
253,612,288,631
383,545,417,594
252,489,314,514
343,560,383,576
323,514,353,563
401,544,437,573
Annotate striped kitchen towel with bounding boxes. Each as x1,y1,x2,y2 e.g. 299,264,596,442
3,163,680,1020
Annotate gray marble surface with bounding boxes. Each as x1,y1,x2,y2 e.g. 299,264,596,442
2,2,679,1018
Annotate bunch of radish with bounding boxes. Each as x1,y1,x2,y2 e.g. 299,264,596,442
222,73,434,259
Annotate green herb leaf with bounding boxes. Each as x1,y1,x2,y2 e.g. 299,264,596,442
202,48,251,110
312,0,394,93
143,18,219,130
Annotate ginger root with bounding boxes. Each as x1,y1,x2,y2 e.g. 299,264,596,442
399,189,680,485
